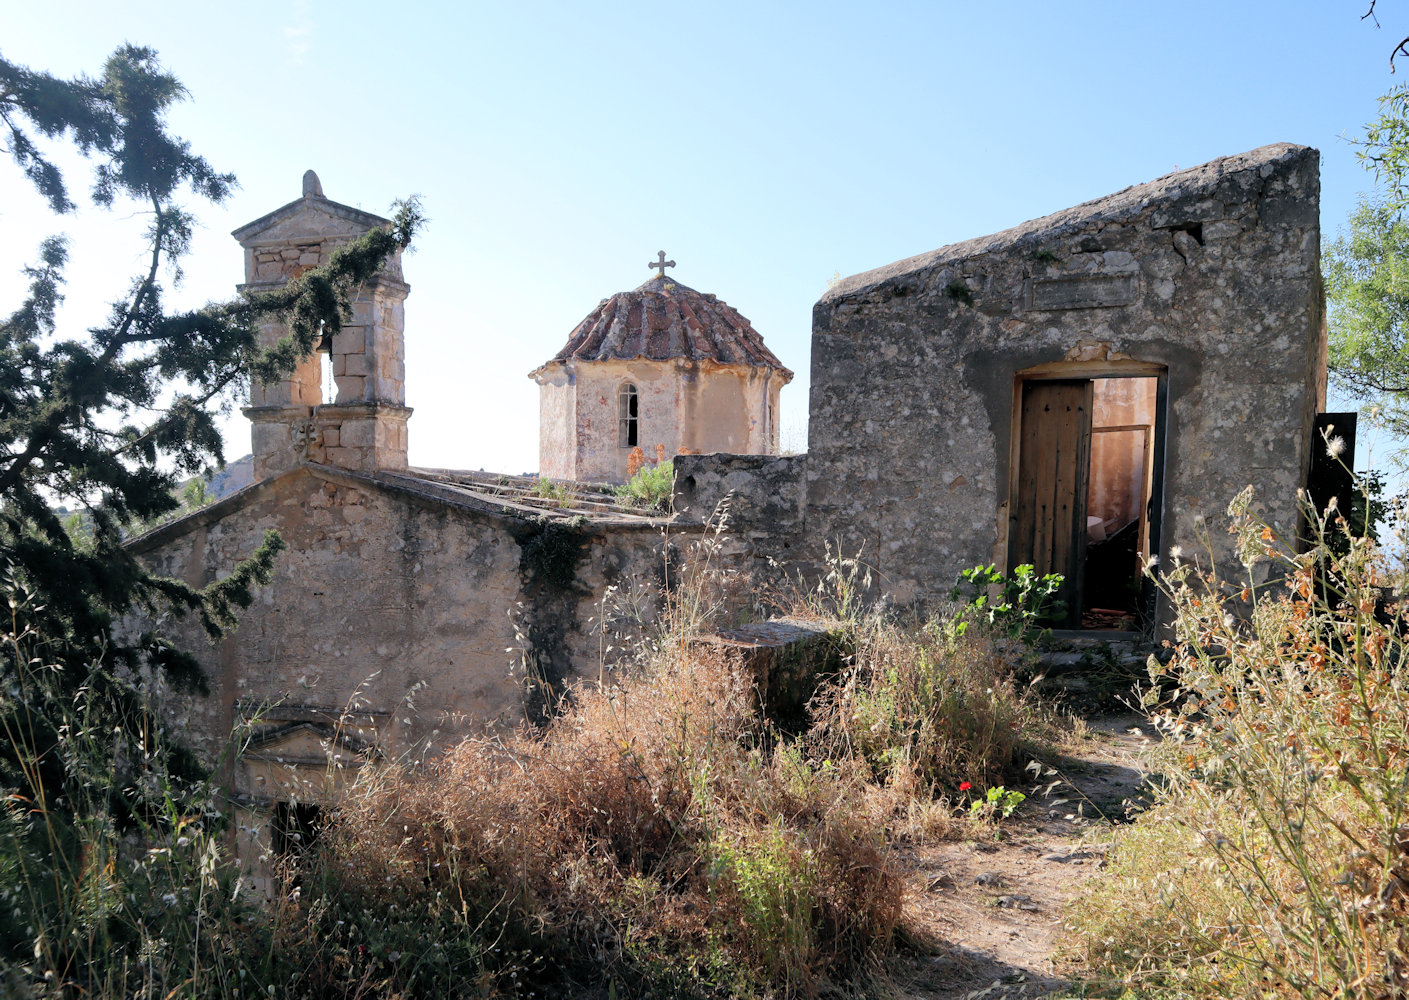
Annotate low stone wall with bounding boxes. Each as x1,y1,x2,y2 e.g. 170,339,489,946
129,465,684,764
672,453,810,590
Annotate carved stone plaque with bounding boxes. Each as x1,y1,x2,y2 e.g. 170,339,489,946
291,420,321,453
1027,274,1137,310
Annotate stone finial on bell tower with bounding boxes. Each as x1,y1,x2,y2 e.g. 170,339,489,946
232,172,411,482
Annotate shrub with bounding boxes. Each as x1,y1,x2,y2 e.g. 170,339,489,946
808,614,1035,795
530,475,574,506
615,460,674,512
292,646,902,998
948,562,1065,638
1064,489,1409,999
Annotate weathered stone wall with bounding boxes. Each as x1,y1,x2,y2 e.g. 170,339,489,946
679,363,780,457
572,360,683,481
805,143,1325,610
131,466,675,766
673,452,810,585
538,359,783,483
537,372,577,479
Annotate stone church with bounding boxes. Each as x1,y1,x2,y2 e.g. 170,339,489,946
133,175,723,878
133,141,1327,874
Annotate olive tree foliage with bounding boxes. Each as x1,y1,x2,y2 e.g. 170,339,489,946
1325,199,1409,411
1323,6,1409,449
0,45,421,814
1339,4,1409,219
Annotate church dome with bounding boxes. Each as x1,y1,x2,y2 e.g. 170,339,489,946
543,273,793,381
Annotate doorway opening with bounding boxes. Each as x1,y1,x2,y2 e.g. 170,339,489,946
1008,367,1164,631
272,801,323,860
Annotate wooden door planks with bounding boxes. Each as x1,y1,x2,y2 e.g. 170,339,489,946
1011,380,1092,627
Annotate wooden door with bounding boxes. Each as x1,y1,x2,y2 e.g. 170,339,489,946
1010,380,1093,628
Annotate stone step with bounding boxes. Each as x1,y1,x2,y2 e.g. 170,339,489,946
692,617,848,730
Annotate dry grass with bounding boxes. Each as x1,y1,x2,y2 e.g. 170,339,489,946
806,614,1037,797
279,647,902,998
271,553,1049,998
1063,489,1409,999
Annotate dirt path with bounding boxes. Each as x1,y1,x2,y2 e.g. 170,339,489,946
889,715,1158,999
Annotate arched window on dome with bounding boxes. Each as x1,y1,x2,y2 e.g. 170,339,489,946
618,383,639,448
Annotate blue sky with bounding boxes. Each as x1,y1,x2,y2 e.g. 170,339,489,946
2,1,1404,473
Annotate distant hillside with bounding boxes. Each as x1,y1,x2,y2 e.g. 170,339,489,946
205,454,253,500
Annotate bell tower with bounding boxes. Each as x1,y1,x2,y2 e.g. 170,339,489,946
233,170,411,481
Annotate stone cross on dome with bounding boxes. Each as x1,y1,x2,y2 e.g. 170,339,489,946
648,251,675,276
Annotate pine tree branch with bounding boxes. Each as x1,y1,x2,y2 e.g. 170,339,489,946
0,199,168,497
97,195,167,365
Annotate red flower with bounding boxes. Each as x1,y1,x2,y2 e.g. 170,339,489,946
959,781,972,791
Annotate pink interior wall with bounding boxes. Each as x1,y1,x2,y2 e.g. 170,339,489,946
1087,377,1157,536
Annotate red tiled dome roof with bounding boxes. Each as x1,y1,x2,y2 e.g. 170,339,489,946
542,274,792,380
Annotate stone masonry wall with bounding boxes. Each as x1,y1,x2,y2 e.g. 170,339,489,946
673,452,810,588
804,143,1325,610
131,468,673,765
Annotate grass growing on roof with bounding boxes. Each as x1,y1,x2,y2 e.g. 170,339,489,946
615,459,674,512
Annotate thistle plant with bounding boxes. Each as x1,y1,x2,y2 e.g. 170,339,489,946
1066,482,1409,999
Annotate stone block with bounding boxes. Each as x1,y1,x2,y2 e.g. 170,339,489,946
342,353,371,377
693,618,846,729
250,421,286,454
324,446,364,468
335,375,365,402
371,330,403,360
337,420,374,448
373,375,403,402
332,329,365,355
1203,220,1244,241
374,417,410,450
378,446,408,470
